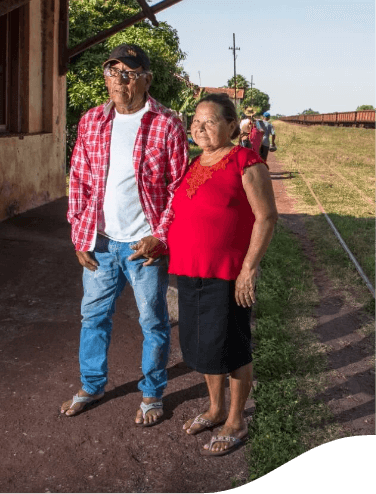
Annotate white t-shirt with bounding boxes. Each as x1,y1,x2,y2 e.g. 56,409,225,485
97,103,152,243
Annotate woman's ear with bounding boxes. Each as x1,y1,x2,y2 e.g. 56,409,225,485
229,120,237,136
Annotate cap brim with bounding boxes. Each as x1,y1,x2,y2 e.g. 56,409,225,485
102,57,142,69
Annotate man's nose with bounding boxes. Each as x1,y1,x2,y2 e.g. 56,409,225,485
114,73,130,84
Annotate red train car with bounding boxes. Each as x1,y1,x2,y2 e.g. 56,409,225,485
279,110,375,128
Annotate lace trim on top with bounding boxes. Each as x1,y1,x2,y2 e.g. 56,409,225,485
186,146,240,199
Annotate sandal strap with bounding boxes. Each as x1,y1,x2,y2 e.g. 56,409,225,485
191,413,216,428
70,393,104,409
70,394,95,408
207,435,243,450
140,401,163,419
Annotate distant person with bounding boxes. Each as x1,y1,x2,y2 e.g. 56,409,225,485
61,44,189,426
257,112,276,161
167,94,278,456
239,107,264,155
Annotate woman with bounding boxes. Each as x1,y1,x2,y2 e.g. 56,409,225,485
239,106,264,153
167,94,278,456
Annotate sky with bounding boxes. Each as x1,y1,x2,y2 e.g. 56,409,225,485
155,0,375,115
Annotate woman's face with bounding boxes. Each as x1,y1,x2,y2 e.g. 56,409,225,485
191,102,236,151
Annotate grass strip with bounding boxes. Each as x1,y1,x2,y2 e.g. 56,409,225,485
271,122,375,288
246,220,343,482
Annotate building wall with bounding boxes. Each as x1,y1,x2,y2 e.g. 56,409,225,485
0,0,66,221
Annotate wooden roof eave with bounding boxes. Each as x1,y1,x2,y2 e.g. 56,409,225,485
0,0,30,17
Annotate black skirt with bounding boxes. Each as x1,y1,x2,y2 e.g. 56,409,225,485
177,276,253,374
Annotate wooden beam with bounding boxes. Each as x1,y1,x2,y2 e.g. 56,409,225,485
67,0,183,65
0,0,30,17
58,0,69,75
136,0,159,27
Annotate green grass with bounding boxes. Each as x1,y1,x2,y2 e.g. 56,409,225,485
272,122,375,305
246,221,344,482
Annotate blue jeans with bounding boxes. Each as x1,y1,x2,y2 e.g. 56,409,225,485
79,235,170,399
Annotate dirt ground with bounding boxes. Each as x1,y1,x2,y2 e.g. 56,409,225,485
0,153,374,493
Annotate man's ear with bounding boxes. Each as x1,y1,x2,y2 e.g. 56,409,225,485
145,73,153,91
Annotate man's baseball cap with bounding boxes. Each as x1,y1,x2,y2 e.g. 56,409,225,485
263,112,270,117
103,44,150,70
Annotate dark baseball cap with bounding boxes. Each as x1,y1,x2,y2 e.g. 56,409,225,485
103,44,150,70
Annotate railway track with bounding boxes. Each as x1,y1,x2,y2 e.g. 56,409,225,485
289,168,375,297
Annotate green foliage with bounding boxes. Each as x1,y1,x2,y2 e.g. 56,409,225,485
356,105,374,111
227,74,250,91
67,0,188,168
300,108,320,115
170,85,204,116
241,87,270,114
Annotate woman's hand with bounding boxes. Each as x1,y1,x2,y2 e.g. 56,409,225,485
235,268,257,307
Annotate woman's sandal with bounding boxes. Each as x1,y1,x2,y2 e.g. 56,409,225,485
62,392,104,416
201,433,248,457
184,413,226,435
135,401,163,427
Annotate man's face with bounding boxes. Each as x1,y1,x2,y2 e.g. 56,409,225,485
104,61,152,112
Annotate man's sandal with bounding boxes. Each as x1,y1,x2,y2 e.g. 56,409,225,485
135,401,163,427
201,433,248,457
62,393,104,416
184,413,226,435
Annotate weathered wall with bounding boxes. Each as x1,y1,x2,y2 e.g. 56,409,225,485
0,0,66,221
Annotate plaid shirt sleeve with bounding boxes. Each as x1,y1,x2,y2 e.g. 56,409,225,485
67,118,93,244
152,120,189,247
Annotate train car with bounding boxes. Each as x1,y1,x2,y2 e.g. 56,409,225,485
337,111,357,125
279,110,375,128
356,110,375,128
322,113,337,125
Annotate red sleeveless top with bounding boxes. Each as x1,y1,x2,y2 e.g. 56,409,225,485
167,146,266,280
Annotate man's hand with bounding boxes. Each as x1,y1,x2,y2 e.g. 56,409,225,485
128,236,165,266
76,251,98,271
235,268,257,308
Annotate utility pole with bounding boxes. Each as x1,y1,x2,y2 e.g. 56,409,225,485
229,33,240,108
250,75,254,107
198,71,201,86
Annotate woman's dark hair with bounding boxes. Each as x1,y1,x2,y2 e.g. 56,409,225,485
197,93,240,139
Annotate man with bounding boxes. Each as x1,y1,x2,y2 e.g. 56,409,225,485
257,112,276,162
61,44,189,425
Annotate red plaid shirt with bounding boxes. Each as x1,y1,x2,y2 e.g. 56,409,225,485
68,96,189,252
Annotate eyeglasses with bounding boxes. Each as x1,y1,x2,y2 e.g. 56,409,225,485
103,66,149,82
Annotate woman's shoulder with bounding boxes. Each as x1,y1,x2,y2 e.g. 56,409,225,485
232,146,268,173
232,146,265,167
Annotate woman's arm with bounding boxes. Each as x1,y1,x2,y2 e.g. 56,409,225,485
235,163,278,307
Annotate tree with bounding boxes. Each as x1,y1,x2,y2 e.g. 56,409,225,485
227,74,250,91
356,105,374,111
241,87,270,115
300,108,320,115
66,0,188,167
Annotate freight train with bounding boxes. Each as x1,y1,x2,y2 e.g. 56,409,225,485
279,110,375,128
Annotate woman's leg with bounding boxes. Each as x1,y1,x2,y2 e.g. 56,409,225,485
184,373,228,434
203,362,253,452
